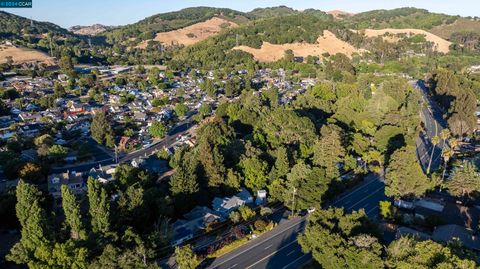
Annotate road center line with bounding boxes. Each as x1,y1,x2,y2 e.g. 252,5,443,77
210,218,305,268
333,178,379,205
286,250,297,256
264,244,273,250
345,187,384,211
245,240,299,269
282,253,309,269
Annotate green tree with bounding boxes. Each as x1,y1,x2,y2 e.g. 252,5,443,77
49,144,68,160
426,135,439,174
269,146,290,180
174,103,188,117
201,79,217,97
87,178,111,235
240,155,268,191
61,185,86,240
286,162,331,212
379,200,396,220
445,161,480,200
199,102,212,116
385,146,430,198
313,124,346,179
238,205,256,221
149,122,168,138
91,111,112,146
7,180,49,266
54,82,66,98
284,49,294,62
174,245,200,269
299,208,383,269
386,236,477,268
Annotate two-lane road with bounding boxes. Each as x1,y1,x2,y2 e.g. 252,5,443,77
207,173,386,269
413,80,446,173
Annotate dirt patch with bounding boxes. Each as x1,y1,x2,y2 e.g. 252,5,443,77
360,28,452,53
232,30,365,62
327,10,354,19
137,17,237,48
0,45,55,65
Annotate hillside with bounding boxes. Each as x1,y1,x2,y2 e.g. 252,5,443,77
233,30,364,62
430,18,480,39
0,44,55,65
137,17,237,48
103,7,250,44
247,6,297,18
344,7,458,30
70,24,114,35
328,10,354,19
359,28,452,53
0,11,76,39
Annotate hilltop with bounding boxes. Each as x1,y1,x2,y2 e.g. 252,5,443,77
0,6,479,67
69,24,115,35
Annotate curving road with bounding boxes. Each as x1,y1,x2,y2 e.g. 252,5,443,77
204,80,446,269
413,80,447,173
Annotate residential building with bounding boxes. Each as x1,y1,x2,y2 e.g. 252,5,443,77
47,171,86,199
212,188,254,218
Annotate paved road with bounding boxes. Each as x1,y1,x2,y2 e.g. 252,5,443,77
207,173,386,269
413,80,446,173
51,119,195,173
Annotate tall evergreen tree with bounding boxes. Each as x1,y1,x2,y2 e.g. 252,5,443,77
61,185,86,240
445,161,480,199
313,124,346,179
91,111,114,146
299,208,383,269
87,178,111,235
385,146,430,198
7,180,50,265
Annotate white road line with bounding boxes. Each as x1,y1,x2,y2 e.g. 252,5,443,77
228,264,238,269
334,178,379,205
286,250,297,256
264,244,273,250
281,253,309,269
211,219,304,268
366,206,378,216
346,187,384,211
245,240,299,269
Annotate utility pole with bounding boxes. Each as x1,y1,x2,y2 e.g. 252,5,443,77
236,34,239,47
114,145,118,163
291,187,297,217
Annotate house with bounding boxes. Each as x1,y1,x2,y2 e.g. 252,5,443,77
133,111,147,121
255,190,267,206
171,206,222,246
395,226,430,241
212,188,254,218
432,224,480,251
47,171,86,199
88,165,115,183
131,157,145,168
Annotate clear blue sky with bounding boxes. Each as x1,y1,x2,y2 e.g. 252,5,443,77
3,0,479,27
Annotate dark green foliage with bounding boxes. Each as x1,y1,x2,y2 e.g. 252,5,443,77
91,111,115,147
344,7,457,30
87,178,111,235
299,208,384,269
385,146,430,198
61,185,86,240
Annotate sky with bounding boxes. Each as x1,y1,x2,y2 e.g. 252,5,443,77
2,0,480,28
